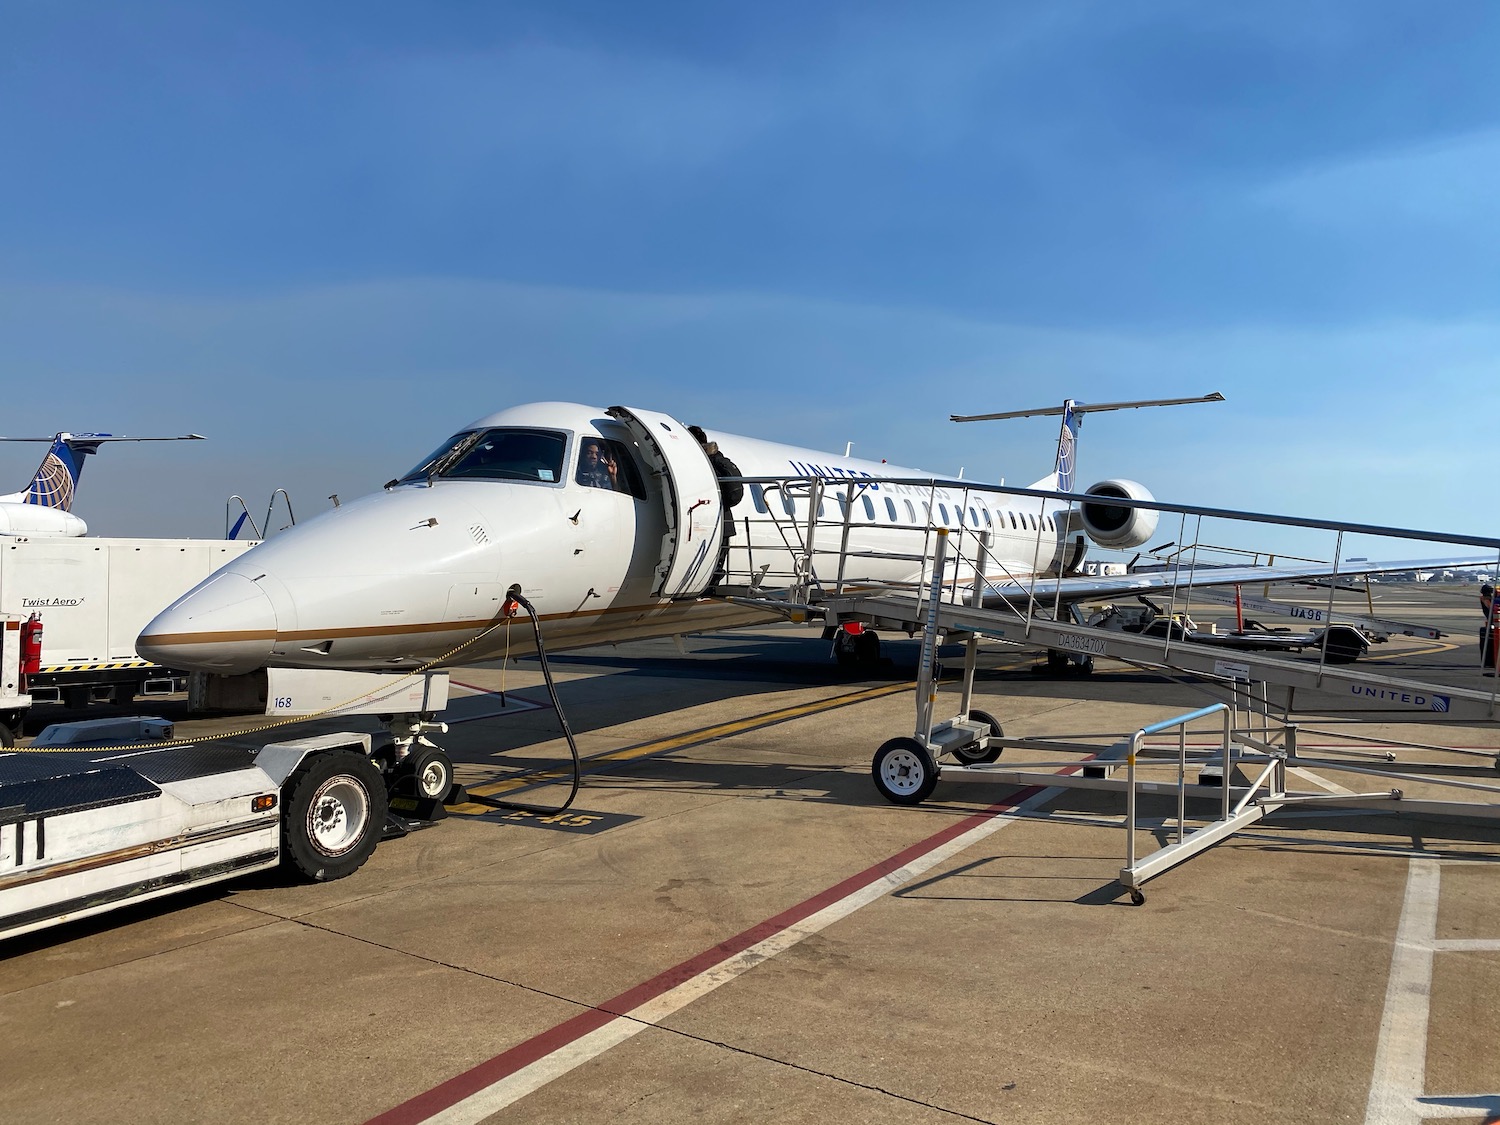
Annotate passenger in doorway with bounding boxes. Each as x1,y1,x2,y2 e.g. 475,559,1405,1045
689,425,743,593
1481,584,1495,673
577,438,616,491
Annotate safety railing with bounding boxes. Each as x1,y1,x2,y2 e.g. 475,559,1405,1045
1120,703,1274,900
721,468,1500,695
225,489,296,541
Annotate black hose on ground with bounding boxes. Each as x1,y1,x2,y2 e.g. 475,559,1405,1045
464,585,582,815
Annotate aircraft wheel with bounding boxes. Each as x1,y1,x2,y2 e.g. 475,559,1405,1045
872,738,938,806
951,708,1003,765
282,749,387,882
409,748,454,801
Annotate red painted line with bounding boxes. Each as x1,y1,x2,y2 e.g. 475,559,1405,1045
366,784,1046,1125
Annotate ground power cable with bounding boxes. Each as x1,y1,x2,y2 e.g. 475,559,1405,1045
460,585,582,815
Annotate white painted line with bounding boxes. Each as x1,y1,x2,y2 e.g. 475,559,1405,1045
1432,938,1500,952
416,787,1062,1125
1288,766,1355,795
1364,859,1440,1125
1364,858,1500,1124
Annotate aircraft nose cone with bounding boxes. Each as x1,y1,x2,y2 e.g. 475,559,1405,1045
138,571,279,675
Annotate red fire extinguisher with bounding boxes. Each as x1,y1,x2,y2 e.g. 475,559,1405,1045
20,613,43,685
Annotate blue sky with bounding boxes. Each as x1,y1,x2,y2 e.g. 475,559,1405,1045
2,2,1497,560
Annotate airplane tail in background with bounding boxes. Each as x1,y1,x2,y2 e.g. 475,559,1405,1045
25,434,107,510
0,431,206,510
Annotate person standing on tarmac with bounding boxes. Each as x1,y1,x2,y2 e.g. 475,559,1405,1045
1481,584,1495,673
689,425,743,593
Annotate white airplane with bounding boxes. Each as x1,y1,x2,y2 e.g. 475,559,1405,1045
0,431,205,536
136,400,1480,677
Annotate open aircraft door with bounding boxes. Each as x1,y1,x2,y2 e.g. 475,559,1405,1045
606,406,724,599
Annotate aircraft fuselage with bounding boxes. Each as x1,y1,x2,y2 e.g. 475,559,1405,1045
138,402,1079,675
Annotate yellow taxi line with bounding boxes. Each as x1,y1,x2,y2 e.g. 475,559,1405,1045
446,680,917,813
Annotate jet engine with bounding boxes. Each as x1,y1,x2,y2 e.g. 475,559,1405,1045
1077,479,1157,549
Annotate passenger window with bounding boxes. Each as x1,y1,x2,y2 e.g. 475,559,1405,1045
938,503,949,524
885,498,898,522
1008,512,1017,529
969,507,979,526
863,496,875,520
783,491,795,517
982,509,992,527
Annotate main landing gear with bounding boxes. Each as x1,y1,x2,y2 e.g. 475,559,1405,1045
831,622,882,670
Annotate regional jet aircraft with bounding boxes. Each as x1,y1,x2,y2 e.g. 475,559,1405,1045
136,402,1478,676
0,432,205,536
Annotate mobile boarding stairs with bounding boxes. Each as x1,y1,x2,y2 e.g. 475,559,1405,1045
718,472,1500,901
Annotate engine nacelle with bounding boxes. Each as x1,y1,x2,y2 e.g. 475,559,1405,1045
1078,479,1157,549
0,504,88,537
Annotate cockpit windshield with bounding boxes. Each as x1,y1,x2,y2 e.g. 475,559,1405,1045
398,428,568,485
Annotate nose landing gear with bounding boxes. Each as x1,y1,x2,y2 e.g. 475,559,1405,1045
374,713,463,822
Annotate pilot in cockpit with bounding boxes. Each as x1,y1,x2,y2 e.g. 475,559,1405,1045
577,438,617,491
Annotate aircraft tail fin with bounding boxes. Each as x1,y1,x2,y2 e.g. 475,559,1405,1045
1,431,206,511
1027,400,1081,492
20,434,103,511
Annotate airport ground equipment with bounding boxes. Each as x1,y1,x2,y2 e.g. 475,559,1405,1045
260,666,460,809
0,717,438,942
0,535,257,726
862,531,1500,901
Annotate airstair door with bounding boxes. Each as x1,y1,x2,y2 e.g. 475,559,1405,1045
606,406,724,599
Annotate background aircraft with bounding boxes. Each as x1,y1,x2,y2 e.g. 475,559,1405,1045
0,432,205,537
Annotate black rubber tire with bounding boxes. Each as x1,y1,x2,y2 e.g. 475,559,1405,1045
407,747,454,801
282,749,388,882
0,723,13,748
951,708,1003,765
872,738,939,806
1045,649,1070,673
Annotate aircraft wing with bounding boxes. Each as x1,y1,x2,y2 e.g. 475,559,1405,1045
980,555,1492,608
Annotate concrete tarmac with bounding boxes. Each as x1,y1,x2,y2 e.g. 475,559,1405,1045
3,616,1499,1125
